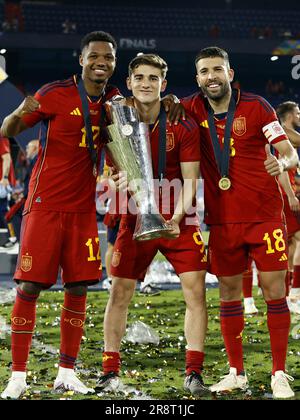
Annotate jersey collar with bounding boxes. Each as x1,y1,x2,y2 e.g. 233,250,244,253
73,74,107,104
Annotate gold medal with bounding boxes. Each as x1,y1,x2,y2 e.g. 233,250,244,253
219,177,231,191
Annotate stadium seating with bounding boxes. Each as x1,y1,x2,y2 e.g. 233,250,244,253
0,2,4,28
20,3,300,39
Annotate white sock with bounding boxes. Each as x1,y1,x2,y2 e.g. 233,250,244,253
244,297,254,304
57,366,75,377
11,371,26,381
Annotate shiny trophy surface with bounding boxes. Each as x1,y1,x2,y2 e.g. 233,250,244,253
105,103,170,241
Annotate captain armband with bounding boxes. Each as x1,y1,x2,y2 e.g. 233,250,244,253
262,121,286,143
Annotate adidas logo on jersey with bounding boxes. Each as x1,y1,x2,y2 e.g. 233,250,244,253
200,120,209,128
279,253,288,262
70,107,82,116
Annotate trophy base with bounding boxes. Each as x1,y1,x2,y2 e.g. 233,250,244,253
133,213,171,241
133,227,169,241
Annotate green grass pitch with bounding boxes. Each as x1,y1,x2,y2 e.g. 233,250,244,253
0,288,299,400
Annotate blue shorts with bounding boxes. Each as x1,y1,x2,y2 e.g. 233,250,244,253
107,221,120,245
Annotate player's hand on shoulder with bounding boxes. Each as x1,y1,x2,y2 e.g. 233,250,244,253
162,94,186,125
16,96,40,117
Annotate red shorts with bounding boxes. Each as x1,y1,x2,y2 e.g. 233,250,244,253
283,195,300,238
15,210,102,285
110,221,207,280
208,221,288,276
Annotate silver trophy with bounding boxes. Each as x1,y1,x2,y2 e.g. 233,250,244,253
105,103,171,241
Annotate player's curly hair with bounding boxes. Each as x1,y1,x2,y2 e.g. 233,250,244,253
195,46,230,67
128,54,168,78
276,101,299,122
80,31,117,52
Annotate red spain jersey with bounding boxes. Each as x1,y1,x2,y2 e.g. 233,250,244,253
21,76,120,213
181,89,288,225
122,113,201,226
0,135,16,185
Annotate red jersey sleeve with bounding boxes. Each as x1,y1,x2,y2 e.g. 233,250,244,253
21,87,57,128
258,97,288,145
0,136,10,154
180,97,193,114
180,92,203,120
105,86,122,101
175,115,201,162
21,81,121,129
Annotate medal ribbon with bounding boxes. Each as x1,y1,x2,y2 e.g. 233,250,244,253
158,107,167,185
77,77,104,177
207,94,236,179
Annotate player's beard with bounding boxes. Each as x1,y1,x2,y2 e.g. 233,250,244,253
201,81,231,102
292,120,300,130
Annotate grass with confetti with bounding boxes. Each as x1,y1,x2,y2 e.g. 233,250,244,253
0,288,299,400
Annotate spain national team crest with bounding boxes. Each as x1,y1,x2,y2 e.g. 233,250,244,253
21,254,32,272
70,318,84,328
112,251,122,267
166,132,175,152
233,117,247,136
102,354,114,362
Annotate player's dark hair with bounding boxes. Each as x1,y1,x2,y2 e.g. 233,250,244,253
128,54,168,78
276,101,299,122
80,31,117,52
195,46,230,67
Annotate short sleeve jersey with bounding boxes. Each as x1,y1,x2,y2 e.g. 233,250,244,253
181,89,288,225
122,112,201,226
0,135,16,185
21,76,120,213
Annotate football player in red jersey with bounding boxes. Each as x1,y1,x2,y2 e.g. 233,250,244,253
0,134,16,247
181,47,298,399
0,31,120,399
277,101,300,313
97,54,209,397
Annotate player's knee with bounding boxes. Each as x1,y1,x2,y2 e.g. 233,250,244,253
185,285,206,305
109,281,134,307
64,283,87,296
219,286,241,301
262,283,286,300
18,281,43,296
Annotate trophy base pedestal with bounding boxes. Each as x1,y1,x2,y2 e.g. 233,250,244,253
133,228,168,241
133,213,171,241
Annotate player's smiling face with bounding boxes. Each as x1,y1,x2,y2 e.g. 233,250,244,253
80,41,116,84
196,56,234,101
126,65,167,105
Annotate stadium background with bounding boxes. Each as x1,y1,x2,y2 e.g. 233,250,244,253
0,0,299,284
